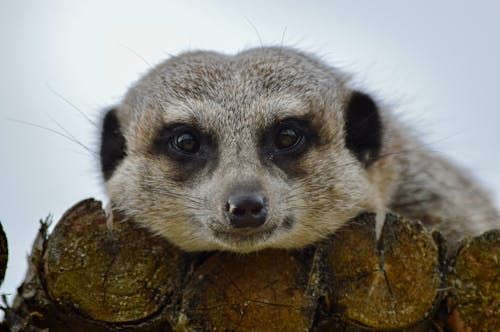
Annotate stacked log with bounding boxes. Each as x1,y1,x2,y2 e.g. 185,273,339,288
1,199,498,331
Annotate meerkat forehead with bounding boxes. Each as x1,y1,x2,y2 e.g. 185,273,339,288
118,48,350,145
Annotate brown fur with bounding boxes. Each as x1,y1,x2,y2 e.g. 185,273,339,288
102,47,499,252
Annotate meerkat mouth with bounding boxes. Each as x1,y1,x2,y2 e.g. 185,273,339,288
210,222,278,246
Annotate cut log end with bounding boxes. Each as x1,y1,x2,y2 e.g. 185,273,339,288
446,229,500,331
323,213,442,330
176,248,319,331
43,199,186,324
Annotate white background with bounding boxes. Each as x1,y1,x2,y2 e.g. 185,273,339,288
1,1,499,304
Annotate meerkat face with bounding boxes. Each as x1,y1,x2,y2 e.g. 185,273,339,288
99,47,383,252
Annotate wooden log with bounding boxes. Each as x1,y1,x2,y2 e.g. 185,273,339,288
445,229,499,331
43,199,187,325
4,199,497,331
7,199,187,331
3,218,50,332
174,248,321,331
317,214,442,330
0,222,7,287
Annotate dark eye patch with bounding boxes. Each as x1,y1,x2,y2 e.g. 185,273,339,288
260,117,317,176
152,123,216,180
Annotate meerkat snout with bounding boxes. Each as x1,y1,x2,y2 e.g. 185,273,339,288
100,46,499,253
225,190,268,228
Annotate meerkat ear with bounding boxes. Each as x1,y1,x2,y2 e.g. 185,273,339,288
100,108,127,180
344,91,382,167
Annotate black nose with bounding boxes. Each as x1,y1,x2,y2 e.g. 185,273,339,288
225,194,267,228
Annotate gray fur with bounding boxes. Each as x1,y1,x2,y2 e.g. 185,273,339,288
102,47,499,253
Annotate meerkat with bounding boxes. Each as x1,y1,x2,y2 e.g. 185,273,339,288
99,47,499,253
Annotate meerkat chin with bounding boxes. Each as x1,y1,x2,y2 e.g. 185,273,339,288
99,47,500,253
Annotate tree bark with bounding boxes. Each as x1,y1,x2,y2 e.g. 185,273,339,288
2,199,499,331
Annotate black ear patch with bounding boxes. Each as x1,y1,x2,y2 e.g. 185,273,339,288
344,91,382,167
100,109,127,180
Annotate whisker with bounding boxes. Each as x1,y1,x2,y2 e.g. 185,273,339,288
6,117,97,158
280,26,287,50
147,186,204,207
244,16,264,48
46,113,88,147
46,83,97,128
119,43,154,71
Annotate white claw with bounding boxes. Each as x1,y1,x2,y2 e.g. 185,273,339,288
375,206,386,243
104,203,115,231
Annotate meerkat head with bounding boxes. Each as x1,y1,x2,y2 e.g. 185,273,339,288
99,47,383,252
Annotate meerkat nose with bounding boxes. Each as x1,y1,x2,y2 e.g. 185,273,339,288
225,194,267,228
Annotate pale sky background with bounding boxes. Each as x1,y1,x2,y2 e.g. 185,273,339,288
1,1,499,304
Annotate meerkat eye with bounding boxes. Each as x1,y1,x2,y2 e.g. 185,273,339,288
153,124,209,161
275,127,302,150
173,132,200,154
268,118,310,156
